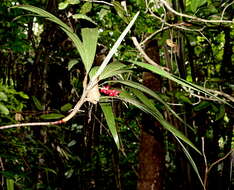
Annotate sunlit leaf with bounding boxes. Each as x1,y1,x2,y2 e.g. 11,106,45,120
100,102,120,149
191,0,207,12
17,92,29,99
65,169,74,179
68,140,77,147
68,59,79,71
0,103,9,115
89,62,130,80
80,2,92,14
67,0,80,4
6,178,14,190
72,14,97,25
58,2,68,10
0,92,8,101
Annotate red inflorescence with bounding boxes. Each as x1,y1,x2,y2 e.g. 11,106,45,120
100,86,121,97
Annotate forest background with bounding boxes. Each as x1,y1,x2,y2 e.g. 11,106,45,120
0,0,233,190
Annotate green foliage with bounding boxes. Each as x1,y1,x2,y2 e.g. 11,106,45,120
72,14,97,25
0,83,28,116
40,113,64,120
100,102,120,149
1,0,233,189
89,62,131,80
112,1,131,24
189,0,207,12
114,90,201,154
80,2,92,15
14,5,98,73
58,0,80,10
32,96,43,111
133,61,230,106
6,178,14,190
60,103,73,112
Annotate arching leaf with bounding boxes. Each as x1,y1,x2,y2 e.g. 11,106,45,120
132,61,231,107
104,91,202,154
89,62,130,80
109,80,194,131
13,5,98,73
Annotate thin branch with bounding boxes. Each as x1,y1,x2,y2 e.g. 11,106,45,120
202,137,233,188
0,157,4,188
183,86,234,103
148,7,205,32
160,0,234,23
221,1,234,21
202,137,208,188
141,26,170,45
207,89,234,102
84,0,113,7
208,149,233,173
132,36,168,70
0,91,88,130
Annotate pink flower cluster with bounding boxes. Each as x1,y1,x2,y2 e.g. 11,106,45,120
100,85,121,96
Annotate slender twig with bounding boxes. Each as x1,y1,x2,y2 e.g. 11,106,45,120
207,89,234,102
148,7,205,32
84,0,113,6
0,91,88,130
141,26,170,45
132,36,168,70
202,137,208,189
0,157,5,188
182,86,234,103
202,137,233,189
0,76,89,130
208,149,233,173
221,1,234,21
160,0,234,23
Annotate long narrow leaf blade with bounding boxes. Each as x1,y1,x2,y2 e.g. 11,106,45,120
89,11,140,85
100,102,120,149
14,5,85,69
89,62,130,80
113,92,201,154
133,61,231,106
109,80,194,131
174,136,205,189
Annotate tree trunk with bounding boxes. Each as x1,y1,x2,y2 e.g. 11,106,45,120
137,40,165,190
